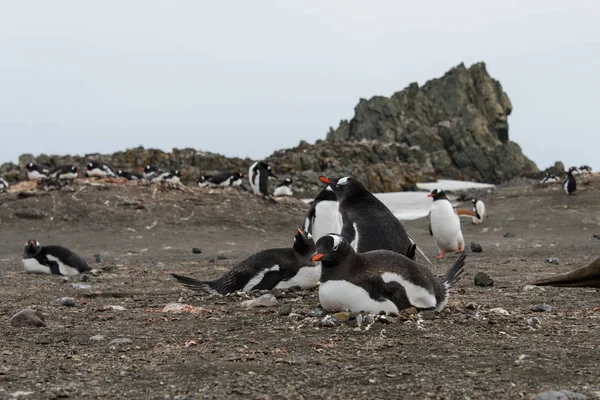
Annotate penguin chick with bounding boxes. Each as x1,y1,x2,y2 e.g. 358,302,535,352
313,234,466,314
428,189,465,259
172,229,318,294
22,240,92,276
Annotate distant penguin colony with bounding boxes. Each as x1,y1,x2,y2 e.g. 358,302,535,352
471,198,486,225
273,178,294,197
22,240,91,276
249,161,277,196
313,234,466,314
563,167,578,195
303,186,341,243
428,189,465,259
172,229,318,294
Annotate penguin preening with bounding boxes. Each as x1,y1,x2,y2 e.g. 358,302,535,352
50,165,79,180
273,178,294,197
116,169,143,181
249,161,277,196
208,172,245,187
563,168,578,195
313,234,466,314
318,176,416,259
172,229,319,294
24,162,50,180
85,162,116,178
303,186,341,243
471,198,486,225
428,189,465,259
22,240,92,276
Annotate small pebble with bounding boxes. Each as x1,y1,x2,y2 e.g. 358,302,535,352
420,310,437,320
59,297,76,307
80,274,91,282
474,272,494,287
89,334,105,341
376,315,391,324
363,315,375,324
93,254,103,263
528,317,542,329
532,304,553,312
278,304,292,316
489,307,509,316
10,309,46,328
545,257,560,265
368,379,377,384
216,252,228,260
354,313,364,328
241,294,278,308
503,232,516,238
108,338,132,346
320,315,340,327
192,247,202,254
593,234,600,240
101,305,126,311
71,283,91,290
466,302,478,310
309,306,325,317
331,311,351,322
271,289,285,299
523,284,544,291
470,242,483,253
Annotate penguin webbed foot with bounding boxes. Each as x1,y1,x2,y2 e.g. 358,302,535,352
436,253,446,260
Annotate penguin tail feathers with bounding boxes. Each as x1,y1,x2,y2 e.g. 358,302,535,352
405,244,417,260
171,274,220,295
441,253,467,291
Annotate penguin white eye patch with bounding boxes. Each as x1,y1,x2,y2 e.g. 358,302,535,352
337,177,349,185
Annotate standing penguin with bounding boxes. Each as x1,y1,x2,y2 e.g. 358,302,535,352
319,176,415,259
313,234,466,314
24,162,50,180
172,229,319,294
563,168,578,195
50,165,79,180
85,162,116,178
303,186,341,243
0,177,9,192
22,240,92,276
471,198,486,225
428,189,465,259
273,178,294,197
249,161,277,196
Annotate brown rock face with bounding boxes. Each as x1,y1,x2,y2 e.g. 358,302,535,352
326,62,538,183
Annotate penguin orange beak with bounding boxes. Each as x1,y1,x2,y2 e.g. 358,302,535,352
319,176,332,184
296,228,303,235
427,193,435,198
312,253,325,262
28,240,35,246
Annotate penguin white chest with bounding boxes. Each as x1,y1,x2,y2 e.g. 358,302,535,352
22,258,52,274
319,280,399,314
273,186,293,197
28,170,46,180
59,172,78,180
430,201,463,252
310,201,341,241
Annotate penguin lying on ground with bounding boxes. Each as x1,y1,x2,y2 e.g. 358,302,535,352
196,175,212,188
303,186,341,243
428,189,465,259
208,172,245,187
319,176,416,259
471,198,486,225
22,240,92,276
578,165,593,175
529,257,600,288
563,167,578,195
24,162,50,180
172,229,318,294
152,170,183,185
0,177,8,192
85,162,116,178
312,234,466,314
50,165,79,180
116,169,143,181
142,165,163,180
540,173,559,184
249,161,277,196
273,178,294,197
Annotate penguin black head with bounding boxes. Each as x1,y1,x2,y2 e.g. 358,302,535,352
292,228,316,257
471,198,478,205
428,189,448,201
312,234,352,265
116,169,124,176
23,240,42,257
85,162,96,171
232,172,245,179
318,176,367,202
143,165,158,174
172,170,183,177
25,162,35,171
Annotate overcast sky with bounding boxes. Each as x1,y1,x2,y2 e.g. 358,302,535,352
0,1,598,172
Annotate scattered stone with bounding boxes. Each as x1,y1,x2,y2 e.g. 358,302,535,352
80,274,91,282
420,310,437,320
192,247,202,254
546,257,560,265
100,305,126,311
489,307,509,316
503,232,516,238
59,297,76,307
10,309,46,327
470,242,483,253
71,283,91,290
108,338,132,346
523,284,544,291
10,391,35,397
474,272,494,287
331,311,351,322
593,234,600,240
528,317,542,329
466,302,478,310
354,313,364,327
532,304,554,312
93,254,103,263
531,390,587,400
363,315,375,324
278,304,292,316
376,315,391,324
368,379,377,384
241,294,278,308
286,285,301,293
309,306,325,317
89,334,105,341
271,289,285,299
320,315,341,327
162,302,206,314
216,252,228,260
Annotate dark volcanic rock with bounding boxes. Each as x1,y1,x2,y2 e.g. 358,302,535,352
10,309,46,327
474,272,494,287
470,242,483,253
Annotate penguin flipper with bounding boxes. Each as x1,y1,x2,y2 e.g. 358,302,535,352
250,270,285,291
171,274,221,295
405,244,417,260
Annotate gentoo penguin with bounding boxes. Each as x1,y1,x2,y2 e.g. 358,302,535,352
273,178,294,197
196,175,212,188
50,165,79,180
313,234,466,314
471,198,486,225
24,162,50,180
208,172,245,187
142,165,162,180
0,177,8,192
22,240,92,276
116,169,143,181
172,229,318,294
303,186,341,243
579,165,593,175
563,168,577,195
249,161,277,196
85,162,116,178
318,176,415,258
530,257,600,288
153,170,183,185
540,173,559,184
428,189,465,259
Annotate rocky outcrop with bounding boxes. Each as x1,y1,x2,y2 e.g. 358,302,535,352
326,62,538,183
